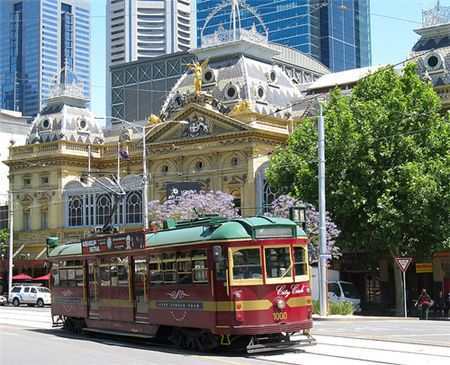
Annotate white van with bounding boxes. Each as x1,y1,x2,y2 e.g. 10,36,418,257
311,267,361,312
328,281,361,312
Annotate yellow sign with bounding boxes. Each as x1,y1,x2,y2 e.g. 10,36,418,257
416,263,433,273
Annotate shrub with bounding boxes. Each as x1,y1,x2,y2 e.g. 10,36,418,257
312,299,354,315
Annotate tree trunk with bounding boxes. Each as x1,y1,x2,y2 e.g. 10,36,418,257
390,249,404,316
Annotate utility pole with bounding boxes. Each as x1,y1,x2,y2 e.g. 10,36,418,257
8,192,14,300
318,103,328,317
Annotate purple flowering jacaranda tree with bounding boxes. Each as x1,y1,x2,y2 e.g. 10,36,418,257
269,195,341,261
148,190,238,227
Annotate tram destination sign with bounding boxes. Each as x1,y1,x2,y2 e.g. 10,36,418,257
81,231,145,254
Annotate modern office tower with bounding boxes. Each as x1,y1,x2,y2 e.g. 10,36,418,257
196,0,371,71
106,0,194,121
0,0,91,117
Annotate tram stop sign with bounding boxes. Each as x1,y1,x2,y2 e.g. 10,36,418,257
395,257,412,272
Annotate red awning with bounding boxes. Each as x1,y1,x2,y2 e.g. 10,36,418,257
12,274,33,281
33,273,51,281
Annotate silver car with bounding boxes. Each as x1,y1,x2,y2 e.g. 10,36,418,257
0,295,6,306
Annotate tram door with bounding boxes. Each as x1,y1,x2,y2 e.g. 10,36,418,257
133,257,148,322
87,260,99,318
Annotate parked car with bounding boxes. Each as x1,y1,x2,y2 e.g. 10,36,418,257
8,285,51,307
0,295,7,306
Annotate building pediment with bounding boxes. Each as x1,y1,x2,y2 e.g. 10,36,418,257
148,103,252,144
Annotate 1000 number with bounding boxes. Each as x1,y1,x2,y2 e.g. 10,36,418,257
273,312,287,321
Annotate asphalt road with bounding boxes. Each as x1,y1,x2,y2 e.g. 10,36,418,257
1,306,449,365
312,317,450,347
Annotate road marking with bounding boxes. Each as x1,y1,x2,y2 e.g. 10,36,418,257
0,331,19,336
193,355,247,365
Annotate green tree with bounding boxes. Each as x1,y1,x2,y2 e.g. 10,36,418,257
266,63,450,315
0,229,9,256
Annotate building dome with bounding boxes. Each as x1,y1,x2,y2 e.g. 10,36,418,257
27,69,104,145
161,29,307,120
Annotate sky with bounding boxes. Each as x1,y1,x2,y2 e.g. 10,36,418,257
89,0,449,119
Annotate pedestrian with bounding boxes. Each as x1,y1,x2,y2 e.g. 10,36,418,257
434,290,445,317
417,288,433,320
445,292,450,317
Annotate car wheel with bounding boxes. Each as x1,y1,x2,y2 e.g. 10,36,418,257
12,298,20,306
37,298,44,308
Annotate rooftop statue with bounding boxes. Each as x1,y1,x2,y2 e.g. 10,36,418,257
187,58,209,92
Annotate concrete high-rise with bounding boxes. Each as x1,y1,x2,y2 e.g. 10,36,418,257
106,0,194,121
196,0,371,72
0,0,91,117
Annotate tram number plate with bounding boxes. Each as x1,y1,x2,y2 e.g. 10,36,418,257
273,312,288,321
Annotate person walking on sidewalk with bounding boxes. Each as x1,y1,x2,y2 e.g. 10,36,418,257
434,291,445,317
445,292,450,317
418,288,433,320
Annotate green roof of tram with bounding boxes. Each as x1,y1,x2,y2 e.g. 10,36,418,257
47,216,306,257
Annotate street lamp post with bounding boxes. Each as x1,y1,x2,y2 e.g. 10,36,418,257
95,116,187,230
8,192,14,300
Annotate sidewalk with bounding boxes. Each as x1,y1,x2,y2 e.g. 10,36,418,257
313,314,450,321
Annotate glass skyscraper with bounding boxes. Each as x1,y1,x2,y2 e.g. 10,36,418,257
196,0,371,72
0,0,91,117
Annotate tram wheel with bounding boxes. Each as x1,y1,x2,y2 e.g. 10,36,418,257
63,317,74,332
199,331,218,351
169,328,184,347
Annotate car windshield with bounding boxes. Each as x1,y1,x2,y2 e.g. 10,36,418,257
340,282,359,299
37,287,51,293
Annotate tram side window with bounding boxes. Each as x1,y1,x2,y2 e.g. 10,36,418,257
265,247,292,279
54,260,84,287
51,263,60,286
117,257,129,286
177,252,192,285
100,259,111,286
150,250,209,285
193,249,208,283
162,252,177,284
150,253,162,285
100,257,129,286
293,246,307,277
232,248,262,280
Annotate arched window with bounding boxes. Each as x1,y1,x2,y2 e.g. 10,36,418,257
126,191,142,224
68,195,83,226
96,194,112,225
263,179,277,214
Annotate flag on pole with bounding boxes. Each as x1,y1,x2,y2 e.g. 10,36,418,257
119,145,130,160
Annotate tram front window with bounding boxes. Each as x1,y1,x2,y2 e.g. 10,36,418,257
264,246,292,280
232,248,262,280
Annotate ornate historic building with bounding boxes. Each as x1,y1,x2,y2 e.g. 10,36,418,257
408,1,450,110
3,3,329,279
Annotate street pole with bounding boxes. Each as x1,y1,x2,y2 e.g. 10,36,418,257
403,270,407,318
8,192,14,300
94,117,187,231
142,126,149,230
318,103,328,317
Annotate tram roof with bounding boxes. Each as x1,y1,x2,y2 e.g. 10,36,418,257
47,216,306,257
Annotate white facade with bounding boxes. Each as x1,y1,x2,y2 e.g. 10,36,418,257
0,110,29,205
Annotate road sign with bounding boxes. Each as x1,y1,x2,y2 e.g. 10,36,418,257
395,257,412,272
320,253,332,259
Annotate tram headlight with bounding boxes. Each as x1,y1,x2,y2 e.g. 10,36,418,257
276,299,286,310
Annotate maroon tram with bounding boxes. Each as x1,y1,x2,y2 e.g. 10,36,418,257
47,215,316,352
